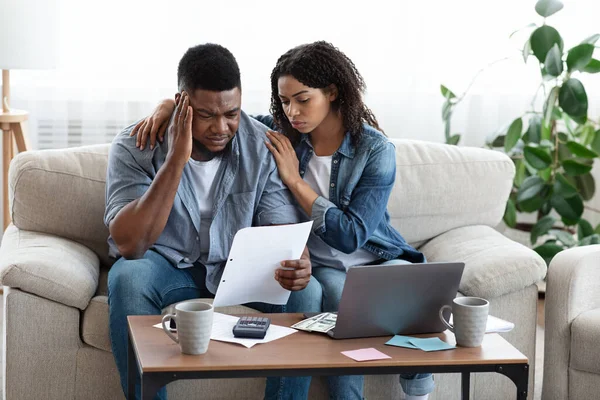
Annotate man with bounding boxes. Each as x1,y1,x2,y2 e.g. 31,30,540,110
104,43,313,400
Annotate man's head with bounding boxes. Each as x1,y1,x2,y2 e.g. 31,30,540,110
177,44,242,159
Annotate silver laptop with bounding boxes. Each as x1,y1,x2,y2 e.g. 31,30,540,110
325,262,465,339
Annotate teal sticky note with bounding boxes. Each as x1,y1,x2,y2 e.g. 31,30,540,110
385,335,419,349
409,338,456,352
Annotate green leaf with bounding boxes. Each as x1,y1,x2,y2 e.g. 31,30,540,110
578,219,595,239
530,25,563,64
515,158,527,187
551,193,584,221
531,215,557,244
595,223,600,235
574,173,596,201
539,167,552,182
566,44,595,71
503,199,517,228
578,234,600,246
566,141,598,158
505,118,523,152
492,134,505,148
447,134,460,145
543,87,559,138
441,85,456,99
591,130,600,154
559,79,588,119
535,0,564,17
553,173,578,198
523,115,542,144
563,159,593,176
581,34,600,45
517,176,546,203
583,59,600,74
545,43,564,76
534,243,564,265
524,146,553,169
550,229,576,246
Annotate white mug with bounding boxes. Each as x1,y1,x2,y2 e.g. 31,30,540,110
161,300,213,355
439,297,489,347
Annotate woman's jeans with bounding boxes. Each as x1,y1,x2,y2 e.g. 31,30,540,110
108,250,284,400
264,259,435,399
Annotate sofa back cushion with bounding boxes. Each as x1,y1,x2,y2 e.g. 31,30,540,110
9,139,514,262
387,139,514,244
9,144,112,266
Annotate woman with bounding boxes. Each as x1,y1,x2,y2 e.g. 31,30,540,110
133,41,432,400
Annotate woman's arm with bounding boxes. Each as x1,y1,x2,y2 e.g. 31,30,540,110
311,142,396,253
266,130,396,254
131,98,176,150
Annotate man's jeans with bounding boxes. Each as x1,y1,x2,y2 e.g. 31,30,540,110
108,250,284,400
265,261,435,399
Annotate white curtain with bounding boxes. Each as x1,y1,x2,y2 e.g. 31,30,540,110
5,0,600,229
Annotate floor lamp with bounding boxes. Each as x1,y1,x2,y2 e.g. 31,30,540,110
0,0,57,230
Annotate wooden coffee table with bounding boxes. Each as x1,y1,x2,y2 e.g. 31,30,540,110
127,313,529,400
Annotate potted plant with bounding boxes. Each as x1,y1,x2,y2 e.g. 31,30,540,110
441,0,600,265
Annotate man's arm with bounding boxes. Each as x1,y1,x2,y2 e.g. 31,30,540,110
108,93,193,259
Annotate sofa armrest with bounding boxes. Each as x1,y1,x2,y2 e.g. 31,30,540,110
542,244,600,400
418,225,547,299
0,224,100,310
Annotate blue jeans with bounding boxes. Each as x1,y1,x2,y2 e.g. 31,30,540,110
265,261,435,399
108,250,284,400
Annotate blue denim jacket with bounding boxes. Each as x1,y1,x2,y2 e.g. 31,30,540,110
255,115,424,263
105,112,301,293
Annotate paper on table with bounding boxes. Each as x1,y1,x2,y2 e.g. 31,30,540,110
341,348,392,362
153,312,297,348
213,221,313,307
408,337,455,352
448,314,515,333
385,335,419,349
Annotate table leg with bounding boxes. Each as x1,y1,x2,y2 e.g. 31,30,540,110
128,333,136,400
461,372,470,400
141,378,166,400
496,364,529,400
12,121,28,153
2,128,12,230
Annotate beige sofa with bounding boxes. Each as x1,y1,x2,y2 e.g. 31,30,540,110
542,244,600,400
0,139,546,400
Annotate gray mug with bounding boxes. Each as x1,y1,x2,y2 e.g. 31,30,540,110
162,300,214,355
439,297,489,347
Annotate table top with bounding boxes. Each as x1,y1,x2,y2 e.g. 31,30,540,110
128,313,527,374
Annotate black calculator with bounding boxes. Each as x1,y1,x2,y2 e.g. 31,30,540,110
232,316,271,339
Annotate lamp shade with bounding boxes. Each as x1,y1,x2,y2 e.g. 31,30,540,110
0,0,58,69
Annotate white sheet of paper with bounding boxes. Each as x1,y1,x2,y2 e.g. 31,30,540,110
212,221,313,307
153,312,297,348
448,314,515,333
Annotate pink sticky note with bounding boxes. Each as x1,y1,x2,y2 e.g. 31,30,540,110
341,348,392,362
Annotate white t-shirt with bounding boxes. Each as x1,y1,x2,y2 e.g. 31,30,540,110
187,156,223,257
303,155,379,270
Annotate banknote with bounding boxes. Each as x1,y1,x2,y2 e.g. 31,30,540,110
292,312,337,333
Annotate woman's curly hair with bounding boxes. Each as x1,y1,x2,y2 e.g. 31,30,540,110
269,41,382,146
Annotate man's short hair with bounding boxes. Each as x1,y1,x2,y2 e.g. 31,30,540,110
177,43,241,92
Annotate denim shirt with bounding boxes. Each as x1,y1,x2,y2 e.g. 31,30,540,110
105,111,302,293
254,115,424,263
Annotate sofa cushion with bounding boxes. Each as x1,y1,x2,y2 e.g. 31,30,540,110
570,308,600,374
388,139,514,244
419,225,547,298
80,297,259,353
9,144,112,266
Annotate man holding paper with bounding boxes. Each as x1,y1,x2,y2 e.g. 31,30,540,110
104,43,314,400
